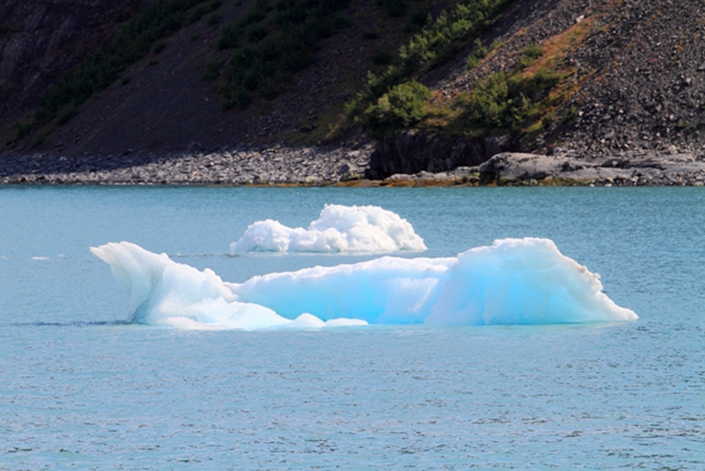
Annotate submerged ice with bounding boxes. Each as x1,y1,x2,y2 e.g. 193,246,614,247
91,238,637,330
230,204,427,253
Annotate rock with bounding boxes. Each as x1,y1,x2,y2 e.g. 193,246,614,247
480,153,573,183
368,131,517,180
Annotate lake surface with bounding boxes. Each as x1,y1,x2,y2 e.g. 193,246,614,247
1,186,703,469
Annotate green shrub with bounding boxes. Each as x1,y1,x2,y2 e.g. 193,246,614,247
219,25,241,49
360,80,430,137
380,0,409,17
204,59,224,80
246,24,268,43
463,67,560,133
372,50,393,65
207,13,222,26
215,0,352,107
239,0,271,28
187,0,222,24
56,103,79,125
152,40,168,54
518,42,542,69
466,37,488,69
561,104,578,125
523,42,543,60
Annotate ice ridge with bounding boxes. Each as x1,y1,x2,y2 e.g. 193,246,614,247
91,238,637,330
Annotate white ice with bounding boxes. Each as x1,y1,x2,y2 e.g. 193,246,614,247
91,238,637,330
230,204,427,253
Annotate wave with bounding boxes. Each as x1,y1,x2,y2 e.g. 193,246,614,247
230,204,426,254
91,238,637,330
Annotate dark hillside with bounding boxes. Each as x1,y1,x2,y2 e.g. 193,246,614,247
2,0,705,182
1,0,450,157
0,0,139,142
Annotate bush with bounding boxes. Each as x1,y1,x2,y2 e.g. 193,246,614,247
152,40,168,54
219,25,241,49
380,0,409,17
360,80,430,137
372,50,393,65
463,67,560,132
207,13,222,26
204,59,224,80
466,37,488,69
56,103,78,125
518,42,542,69
246,24,268,43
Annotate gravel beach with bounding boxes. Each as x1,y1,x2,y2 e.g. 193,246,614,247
3,145,705,187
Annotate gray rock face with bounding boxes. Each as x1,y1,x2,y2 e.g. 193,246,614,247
367,131,516,179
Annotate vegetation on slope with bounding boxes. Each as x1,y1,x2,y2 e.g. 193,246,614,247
5,0,595,152
346,0,518,137
346,0,597,147
13,0,223,143
208,0,439,110
211,0,353,110
435,16,594,145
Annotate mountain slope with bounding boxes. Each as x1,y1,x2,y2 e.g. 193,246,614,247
2,0,705,176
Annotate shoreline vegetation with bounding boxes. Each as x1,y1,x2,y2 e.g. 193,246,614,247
2,146,705,187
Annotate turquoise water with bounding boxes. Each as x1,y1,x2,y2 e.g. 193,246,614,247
1,187,703,469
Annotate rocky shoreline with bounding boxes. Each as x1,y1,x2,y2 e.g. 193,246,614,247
0,144,374,186
2,146,705,187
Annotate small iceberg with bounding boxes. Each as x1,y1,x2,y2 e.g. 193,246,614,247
91,238,637,330
230,204,427,254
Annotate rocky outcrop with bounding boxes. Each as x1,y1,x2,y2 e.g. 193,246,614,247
478,152,705,186
367,131,516,179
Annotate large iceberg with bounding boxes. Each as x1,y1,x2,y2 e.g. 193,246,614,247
230,204,427,253
91,238,637,330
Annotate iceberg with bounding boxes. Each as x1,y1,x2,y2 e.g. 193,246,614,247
91,238,637,330
230,204,427,253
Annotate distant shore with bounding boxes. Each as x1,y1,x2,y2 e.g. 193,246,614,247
2,147,705,187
